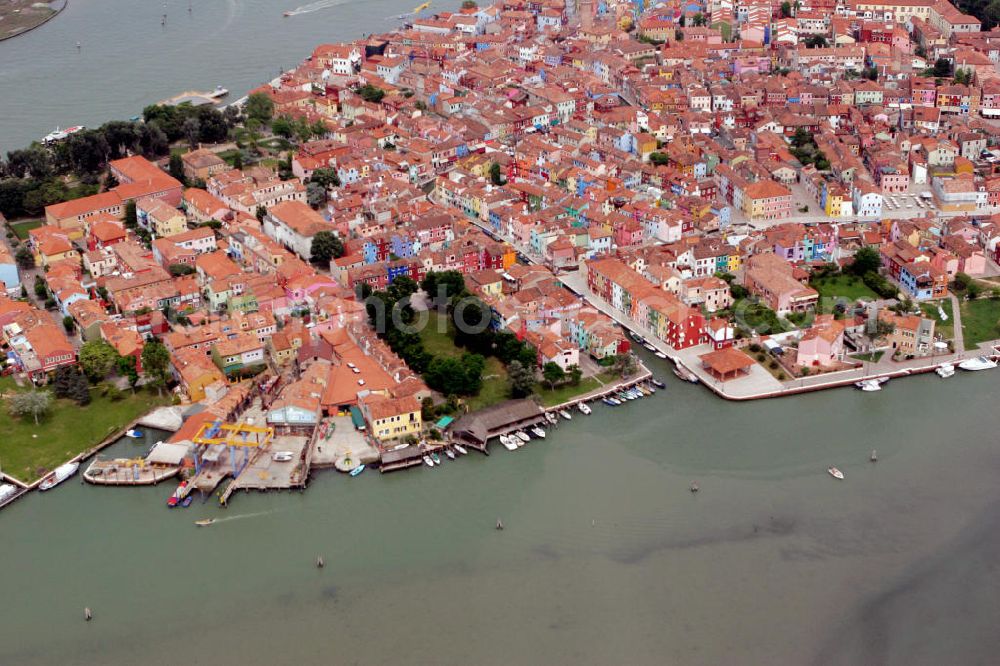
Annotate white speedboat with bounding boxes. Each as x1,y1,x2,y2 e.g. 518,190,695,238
828,467,845,480
42,125,85,144
558,409,572,420
855,379,881,392
445,448,456,460
422,455,435,467
0,483,18,504
454,444,468,455
544,412,558,425
39,462,80,490
578,402,592,415
958,356,997,371
655,351,668,359
643,343,656,352
936,363,955,378
515,431,531,443
500,435,517,451
531,426,546,439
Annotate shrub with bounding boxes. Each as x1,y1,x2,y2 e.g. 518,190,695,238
768,360,778,370
801,367,810,376
777,372,786,380
748,343,762,353
756,353,766,362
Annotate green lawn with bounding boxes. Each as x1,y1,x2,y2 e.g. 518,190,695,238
811,274,878,304
850,351,885,363
920,299,954,342
0,384,170,483
9,218,44,239
419,312,510,412
960,297,1000,350
535,373,615,407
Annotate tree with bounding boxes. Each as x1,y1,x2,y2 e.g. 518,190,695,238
123,199,138,230
542,361,565,389
507,359,535,398
52,365,90,405
233,150,244,170
953,271,972,291
33,275,47,301
966,281,982,300
245,92,275,124
9,390,51,425
141,339,171,395
182,116,201,149
614,352,638,378
804,34,828,48
255,205,267,222
62,315,75,334
649,152,669,166
933,58,952,78
421,270,468,308
310,230,344,264
567,364,582,386
117,354,140,391
168,263,196,277
849,246,881,276
489,162,505,186
356,84,385,104
168,153,186,184
780,1,792,16
310,167,340,189
14,244,34,269
461,0,478,7
307,182,327,208
271,116,294,139
79,340,119,382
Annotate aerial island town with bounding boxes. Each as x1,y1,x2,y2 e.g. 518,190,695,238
3,0,1000,506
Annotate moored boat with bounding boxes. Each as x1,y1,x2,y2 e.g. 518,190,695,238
39,462,80,491
500,435,517,451
531,426,546,439
422,455,435,467
445,449,455,460
0,483,18,504
516,431,531,443
125,429,143,439
936,363,955,378
651,379,666,389
855,379,881,392
602,397,615,406
454,444,468,455
431,452,441,465
654,351,668,359
350,464,366,476
545,412,558,425
828,467,845,480
578,402,592,415
558,409,572,420
958,356,997,371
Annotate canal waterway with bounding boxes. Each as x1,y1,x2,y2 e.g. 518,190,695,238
2,364,999,665
0,0,461,152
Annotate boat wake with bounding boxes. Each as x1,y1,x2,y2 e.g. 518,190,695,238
208,509,277,524
283,0,352,17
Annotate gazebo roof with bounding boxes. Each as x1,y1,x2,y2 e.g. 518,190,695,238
698,347,754,376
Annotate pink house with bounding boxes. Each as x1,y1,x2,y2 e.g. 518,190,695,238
795,315,845,368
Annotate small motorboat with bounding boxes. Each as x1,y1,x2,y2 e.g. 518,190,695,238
690,481,699,493
445,449,456,460
643,343,656,352
936,363,955,378
578,402,592,415
828,467,845,480
167,496,179,508
559,409,572,420
125,429,143,439
958,356,997,371
545,412,558,425
496,518,504,530
431,452,441,465
608,397,622,406
422,455,435,467
39,462,80,491
454,444,468,455
195,518,216,527
602,397,615,406
651,379,666,389
531,426,546,439
870,449,878,463
855,379,881,392
283,10,292,16
350,464,366,476
272,451,294,462
500,435,517,451
181,495,193,508
655,351,668,359
515,431,531,443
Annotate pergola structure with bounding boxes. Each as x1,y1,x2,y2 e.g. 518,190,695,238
191,420,275,475
698,347,755,382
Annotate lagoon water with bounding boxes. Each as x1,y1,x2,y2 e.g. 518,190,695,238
2,364,1000,665
0,0,460,152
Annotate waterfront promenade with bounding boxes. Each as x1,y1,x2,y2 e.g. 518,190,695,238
559,272,1000,400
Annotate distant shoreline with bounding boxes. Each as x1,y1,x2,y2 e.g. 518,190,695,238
0,0,67,43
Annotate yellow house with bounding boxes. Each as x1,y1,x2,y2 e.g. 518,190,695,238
138,197,187,237
467,269,504,297
361,395,422,442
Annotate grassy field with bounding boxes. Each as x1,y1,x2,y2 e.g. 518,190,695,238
960,297,1000,350
811,274,878,304
0,379,169,483
920,299,954,342
850,351,885,363
419,312,511,411
535,371,617,407
9,218,44,239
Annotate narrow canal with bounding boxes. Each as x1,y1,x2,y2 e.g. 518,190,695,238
2,365,999,665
